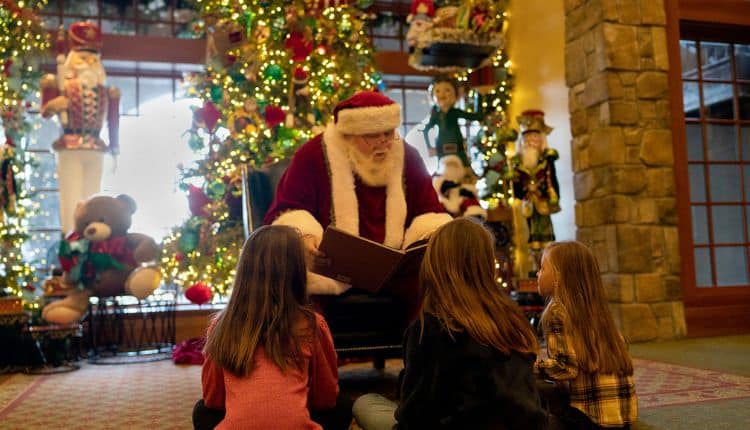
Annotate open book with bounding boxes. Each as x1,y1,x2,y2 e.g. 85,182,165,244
312,226,427,293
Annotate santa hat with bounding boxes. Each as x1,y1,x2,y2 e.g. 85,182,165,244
333,91,401,135
68,21,102,53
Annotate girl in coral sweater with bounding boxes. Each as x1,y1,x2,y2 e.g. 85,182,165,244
193,225,351,430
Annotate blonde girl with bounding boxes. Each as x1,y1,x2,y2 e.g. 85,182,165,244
536,240,637,429
353,217,547,430
195,225,350,430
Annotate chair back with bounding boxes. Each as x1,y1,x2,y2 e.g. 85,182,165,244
240,159,290,238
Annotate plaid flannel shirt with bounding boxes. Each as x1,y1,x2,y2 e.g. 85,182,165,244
536,302,638,427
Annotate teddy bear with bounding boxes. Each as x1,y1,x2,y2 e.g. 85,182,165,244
432,155,487,218
42,194,162,324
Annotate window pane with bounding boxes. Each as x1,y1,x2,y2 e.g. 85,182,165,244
706,124,738,161
700,42,732,81
404,88,431,124
703,83,734,119
21,232,61,268
27,118,59,151
691,205,709,244
736,44,750,80
65,0,98,16
107,76,137,115
138,0,170,20
683,81,700,118
739,84,750,120
384,89,404,107
689,164,706,202
374,38,402,52
743,126,750,161
680,40,698,78
138,22,173,37
685,123,703,160
694,247,713,287
139,77,173,106
714,247,749,286
745,166,750,198
101,19,136,36
709,165,742,202
101,0,135,18
28,191,61,230
26,152,58,190
712,205,744,244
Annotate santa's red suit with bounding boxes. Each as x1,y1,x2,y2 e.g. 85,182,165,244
264,126,448,249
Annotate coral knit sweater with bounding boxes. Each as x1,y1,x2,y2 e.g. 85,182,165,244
201,313,339,429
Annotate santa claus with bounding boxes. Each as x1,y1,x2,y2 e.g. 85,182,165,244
264,91,451,303
40,22,120,235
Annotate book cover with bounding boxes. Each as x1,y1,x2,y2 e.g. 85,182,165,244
312,226,427,293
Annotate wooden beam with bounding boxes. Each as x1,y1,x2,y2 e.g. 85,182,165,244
101,34,206,64
678,0,750,27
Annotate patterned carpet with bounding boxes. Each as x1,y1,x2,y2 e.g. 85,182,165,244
1,358,749,429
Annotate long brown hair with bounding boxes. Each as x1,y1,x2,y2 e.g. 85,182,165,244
203,225,315,376
541,241,633,375
420,217,538,356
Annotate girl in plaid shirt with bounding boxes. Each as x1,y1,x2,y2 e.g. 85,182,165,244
535,241,638,429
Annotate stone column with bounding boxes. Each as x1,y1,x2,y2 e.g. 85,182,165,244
565,0,686,340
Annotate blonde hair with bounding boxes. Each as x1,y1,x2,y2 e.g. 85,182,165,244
203,225,315,377
541,241,633,375
420,217,538,356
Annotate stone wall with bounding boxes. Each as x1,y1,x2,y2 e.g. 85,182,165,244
564,0,686,340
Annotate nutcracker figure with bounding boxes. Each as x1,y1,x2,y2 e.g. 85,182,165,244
40,22,120,235
511,110,560,252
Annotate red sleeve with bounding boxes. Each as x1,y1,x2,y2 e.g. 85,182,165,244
201,355,226,409
201,318,225,409
308,313,339,410
263,136,326,225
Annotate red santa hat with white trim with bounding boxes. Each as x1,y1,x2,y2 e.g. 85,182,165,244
333,91,401,135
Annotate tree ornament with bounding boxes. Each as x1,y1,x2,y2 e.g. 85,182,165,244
187,185,210,217
188,133,205,151
263,64,284,81
178,229,199,253
209,85,223,103
207,179,227,200
185,282,213,305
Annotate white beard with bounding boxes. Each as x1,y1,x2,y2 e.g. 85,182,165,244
522,146,540,170
347,144,396,187
65,63,105,88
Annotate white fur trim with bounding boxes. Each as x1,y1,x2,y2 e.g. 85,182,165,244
403,212,452,248
271,209,324,241
336,103,401,135
464,205,487,218
307,271,352,295
323,124,407,249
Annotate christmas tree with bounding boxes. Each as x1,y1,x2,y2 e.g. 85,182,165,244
161,0,382,299
0,0,50,307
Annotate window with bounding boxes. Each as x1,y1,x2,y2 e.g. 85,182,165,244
680,39,750,288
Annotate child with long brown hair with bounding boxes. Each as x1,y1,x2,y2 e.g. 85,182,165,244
193,225,350,430
536,240,638,429
353,217,547,430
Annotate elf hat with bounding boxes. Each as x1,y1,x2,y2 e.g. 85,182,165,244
333,91,401,135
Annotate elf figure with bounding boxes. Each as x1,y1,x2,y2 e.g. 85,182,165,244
422,75,483,171
40,22,120,235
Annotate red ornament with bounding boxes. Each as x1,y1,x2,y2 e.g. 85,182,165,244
187,185,210,217
174,252,185,262
185,282,213,305
263,105,285,128
285,31,313,62
194,101,221,132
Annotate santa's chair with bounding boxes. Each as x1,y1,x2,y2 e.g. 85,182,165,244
240,163,406,368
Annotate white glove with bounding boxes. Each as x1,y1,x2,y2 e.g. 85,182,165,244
306,271,351,295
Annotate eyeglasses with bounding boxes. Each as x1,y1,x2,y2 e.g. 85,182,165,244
360,130,396,145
